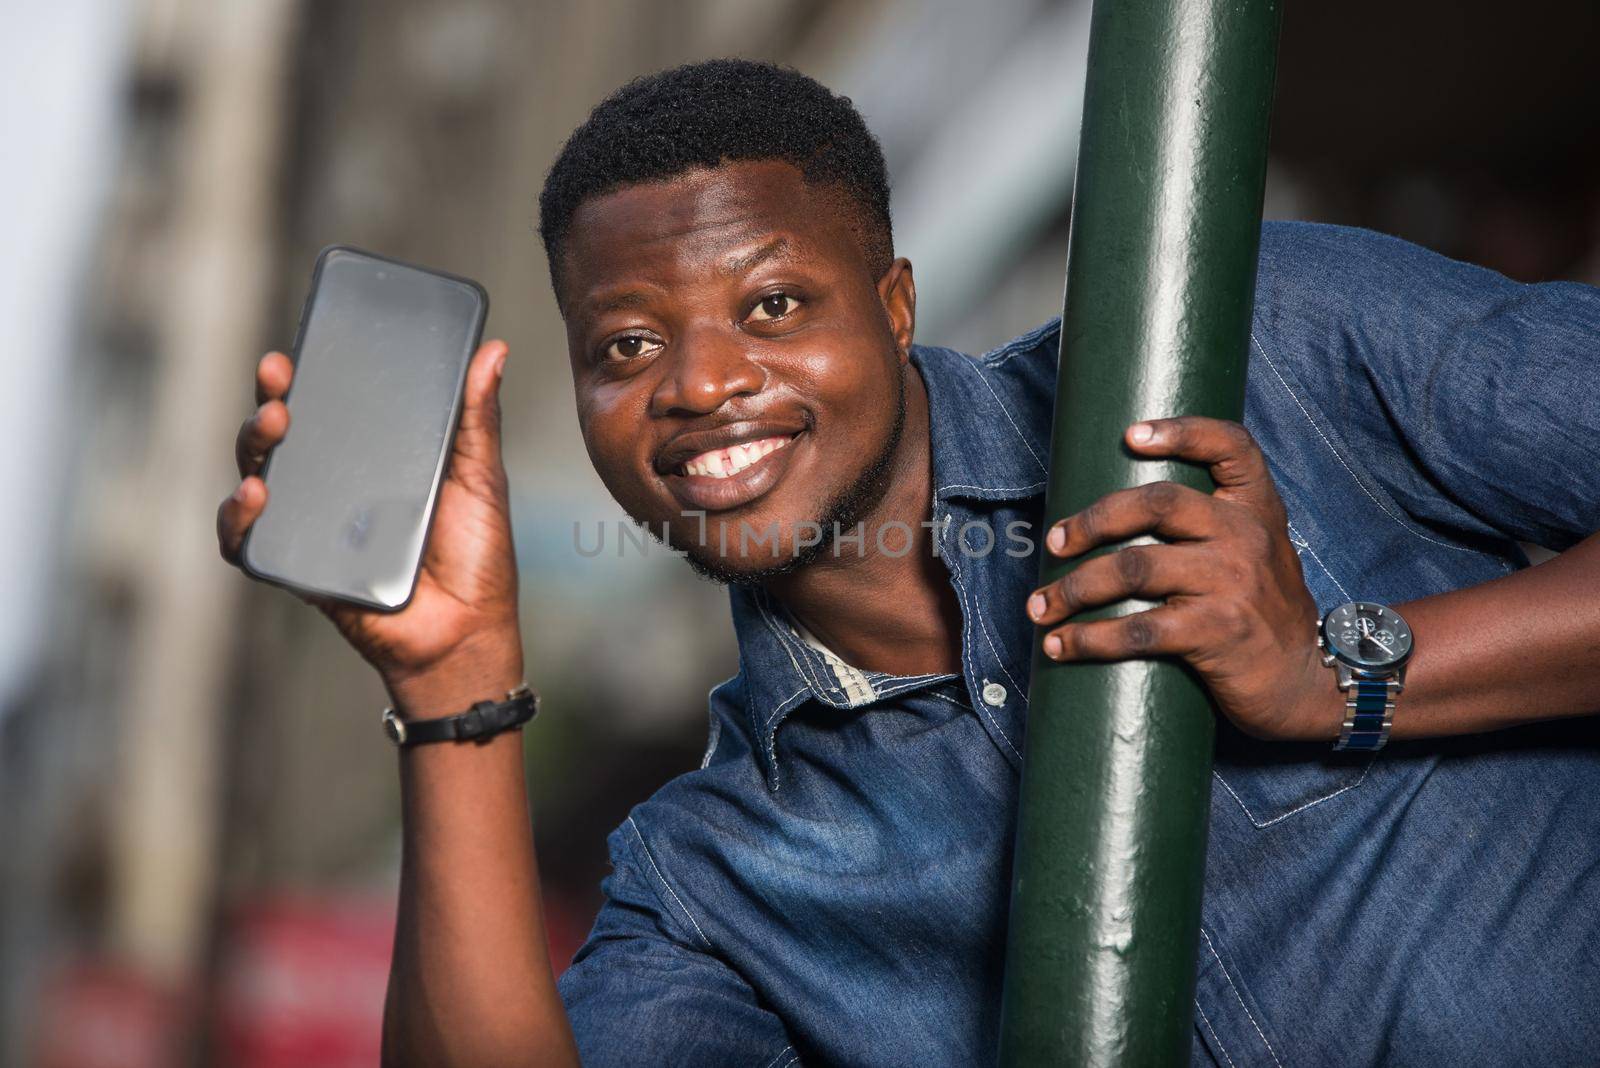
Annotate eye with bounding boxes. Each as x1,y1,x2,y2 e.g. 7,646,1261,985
601,334,662,363
747,292,800,323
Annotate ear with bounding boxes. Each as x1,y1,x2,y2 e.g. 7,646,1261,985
876,257,916,366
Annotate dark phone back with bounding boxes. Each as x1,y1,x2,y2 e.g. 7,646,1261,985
242,246,487,610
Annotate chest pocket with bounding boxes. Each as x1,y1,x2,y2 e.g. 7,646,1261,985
1224,328,1526,828
1210,517,1374,828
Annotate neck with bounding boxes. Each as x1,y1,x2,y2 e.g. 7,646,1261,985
763,362,962,676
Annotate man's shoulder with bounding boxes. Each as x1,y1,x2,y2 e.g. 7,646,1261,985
611,673,768,843
972,316,1063,369
1253,220,1528,332
917,316,1062,428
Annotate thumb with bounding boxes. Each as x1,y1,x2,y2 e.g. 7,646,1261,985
452,338,509,471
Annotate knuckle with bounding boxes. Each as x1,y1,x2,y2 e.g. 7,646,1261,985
1226,554,1253,585
1076,501,1105,544
1166,415,1197,440
1123,614,1157,653
1224,603,1253,641
1141,480,1181,517
1205,597,1244,635
1114,545,1150,589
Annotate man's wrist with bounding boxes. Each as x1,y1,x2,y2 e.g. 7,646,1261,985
384,637,526,722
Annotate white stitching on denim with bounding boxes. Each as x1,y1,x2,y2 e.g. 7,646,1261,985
774,1055,799,1068
940,556,1017,754
925,690,973,711
627,817,713,951
773,604,844,700
869,671,950,685
956,357,1048,475
1252,331,1493,558
1286,520,1351,603
758,1046,794,1068
940,518,1023,762
757,599,836,700
872,674,961,699
935,482,1047,496
744,683,785,792
1201,927,1283,1068
1212,758,1373,829
1195,999,1239,1068
773,614,837,698
945,547,1030,706
762,686,811,729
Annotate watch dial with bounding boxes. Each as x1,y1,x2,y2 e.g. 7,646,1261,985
1324,602,1412,669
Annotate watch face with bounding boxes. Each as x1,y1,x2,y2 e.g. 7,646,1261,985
1323,602,1412,670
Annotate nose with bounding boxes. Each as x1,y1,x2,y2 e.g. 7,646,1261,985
650,325,766,417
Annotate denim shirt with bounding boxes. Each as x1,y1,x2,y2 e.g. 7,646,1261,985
558,222,1600,1067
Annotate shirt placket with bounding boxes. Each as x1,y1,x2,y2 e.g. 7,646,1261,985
934,502,1028,771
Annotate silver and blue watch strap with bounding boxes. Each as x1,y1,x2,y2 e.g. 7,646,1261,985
1334,673,1401,751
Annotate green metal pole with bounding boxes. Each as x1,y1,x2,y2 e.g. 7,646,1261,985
997,1,1281,1064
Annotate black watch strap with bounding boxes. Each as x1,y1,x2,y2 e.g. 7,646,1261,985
382,683,538,747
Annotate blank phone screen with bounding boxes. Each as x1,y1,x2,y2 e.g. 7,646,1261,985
244,247,486,609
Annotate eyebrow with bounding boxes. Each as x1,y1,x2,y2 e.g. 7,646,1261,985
586,290,654,316
578,237,796,319
719,237,792,278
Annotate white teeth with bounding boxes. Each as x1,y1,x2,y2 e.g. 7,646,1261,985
678,434,794,479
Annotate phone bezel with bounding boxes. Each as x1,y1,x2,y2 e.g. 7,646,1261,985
239,244,489,612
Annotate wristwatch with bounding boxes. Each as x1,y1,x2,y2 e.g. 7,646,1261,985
381,682,539,747
1318,602,1413,752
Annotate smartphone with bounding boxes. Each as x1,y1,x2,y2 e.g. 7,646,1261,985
241,245,488,611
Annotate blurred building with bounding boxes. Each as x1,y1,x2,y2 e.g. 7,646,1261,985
3,0,1598,1065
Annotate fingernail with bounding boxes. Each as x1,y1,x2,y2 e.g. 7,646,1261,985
1027,592,1046,620
1043,634,1062,659
1129,422,1154,443
1047,525,1067,554
494,349,508,378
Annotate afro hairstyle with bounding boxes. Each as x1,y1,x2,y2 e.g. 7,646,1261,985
537,58,894,302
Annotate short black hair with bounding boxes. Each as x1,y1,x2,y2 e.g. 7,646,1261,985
538,58,893,301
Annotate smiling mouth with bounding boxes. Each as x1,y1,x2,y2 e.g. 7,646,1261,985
676,433,798,478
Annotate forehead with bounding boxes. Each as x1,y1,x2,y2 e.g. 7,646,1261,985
560,160,867,314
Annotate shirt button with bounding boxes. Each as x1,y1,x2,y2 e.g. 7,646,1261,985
982,681,1007,707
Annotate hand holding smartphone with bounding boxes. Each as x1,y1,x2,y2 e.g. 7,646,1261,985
218,247,525,703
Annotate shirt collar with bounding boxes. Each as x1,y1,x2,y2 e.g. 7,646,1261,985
729,334,1054,789
914,329,1055,506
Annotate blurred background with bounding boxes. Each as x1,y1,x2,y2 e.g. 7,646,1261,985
3,1,1597,1065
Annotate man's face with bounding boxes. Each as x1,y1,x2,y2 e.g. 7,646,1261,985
560,160,914,583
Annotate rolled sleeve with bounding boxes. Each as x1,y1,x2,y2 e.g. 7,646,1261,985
1257,222,1600,552
558,819,796,1067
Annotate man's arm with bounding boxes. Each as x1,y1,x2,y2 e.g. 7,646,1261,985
1342,528,1600,739
1027,417,1600,742
218,341,578,1066
381,657,580,1068
1027,226,1600,742
556,815,800,1068
1253,222,1600,737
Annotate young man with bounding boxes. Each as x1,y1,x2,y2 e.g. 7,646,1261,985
219,60,1600,1067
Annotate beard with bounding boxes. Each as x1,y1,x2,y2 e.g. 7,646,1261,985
647,362,908,588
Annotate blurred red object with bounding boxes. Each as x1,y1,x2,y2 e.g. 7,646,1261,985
37,888,591,1068
216,896,393,1068
35,962,179,1068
